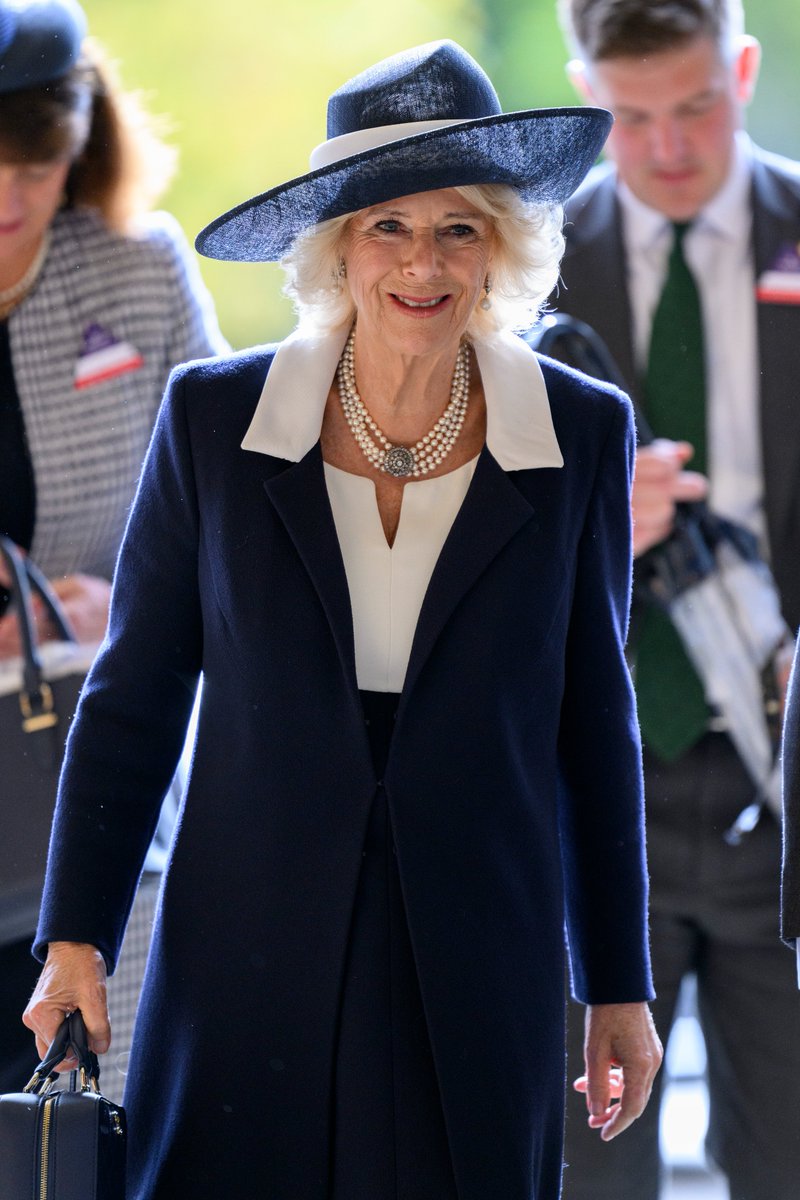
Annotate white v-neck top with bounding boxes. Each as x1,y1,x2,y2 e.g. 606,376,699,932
324,458,478,692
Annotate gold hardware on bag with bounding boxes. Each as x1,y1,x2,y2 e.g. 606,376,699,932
77,1066,101,1094
22,1071,42,1095
39,1095,56,1200
23,1071,58,1095
19,681,59,733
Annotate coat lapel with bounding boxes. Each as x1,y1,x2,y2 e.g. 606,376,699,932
401,446,535,705
262,443,537,710
262,443,360,701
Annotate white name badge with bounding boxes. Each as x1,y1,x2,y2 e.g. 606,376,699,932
73,322,144,389
756,242,800,305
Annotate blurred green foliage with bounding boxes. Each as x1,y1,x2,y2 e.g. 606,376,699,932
82,0,800,350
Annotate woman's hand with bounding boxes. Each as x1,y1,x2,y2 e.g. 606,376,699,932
49,574,112,643
573,1001,663,1141
23,941,111,1067
0,572,111,659
632,439,708,557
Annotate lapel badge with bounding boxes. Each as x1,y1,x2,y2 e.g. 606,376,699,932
74,322,144,389
755,241,800,305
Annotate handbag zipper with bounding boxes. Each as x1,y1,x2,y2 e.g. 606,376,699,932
40,1094,57,1200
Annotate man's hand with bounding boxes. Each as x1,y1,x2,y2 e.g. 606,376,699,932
573,1001,663,1141
632,439,709,557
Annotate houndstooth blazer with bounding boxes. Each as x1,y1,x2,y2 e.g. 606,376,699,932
7,206,227,580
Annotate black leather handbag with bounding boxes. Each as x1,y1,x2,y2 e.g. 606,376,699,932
0,536,90,946
0,1010,126,1199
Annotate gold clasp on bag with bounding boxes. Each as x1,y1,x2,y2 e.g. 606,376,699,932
19,681,59,733
22,1070,58,1095
78,1066,101,1094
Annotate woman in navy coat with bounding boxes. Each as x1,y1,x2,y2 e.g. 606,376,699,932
24,40,661,1200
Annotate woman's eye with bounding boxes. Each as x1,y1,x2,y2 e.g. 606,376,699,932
375,220,401,233
22,165,55,182
444,224,477,238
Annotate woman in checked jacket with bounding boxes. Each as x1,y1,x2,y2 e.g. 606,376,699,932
0,0,226,1096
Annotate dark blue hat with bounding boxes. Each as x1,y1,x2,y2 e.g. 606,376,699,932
196,40,612,263
0,0,86,93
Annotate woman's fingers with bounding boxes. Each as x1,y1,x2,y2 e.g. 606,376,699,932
580,1002,663,1141
573,1066,623,1097
0,571,111,660
50,574,111,643
23,942,111,1063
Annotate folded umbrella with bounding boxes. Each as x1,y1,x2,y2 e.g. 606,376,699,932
637,504,788,827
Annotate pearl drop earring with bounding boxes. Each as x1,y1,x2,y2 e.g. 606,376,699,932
480,276,492,311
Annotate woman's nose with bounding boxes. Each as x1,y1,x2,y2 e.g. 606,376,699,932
0,170,23,220
401,230,443,279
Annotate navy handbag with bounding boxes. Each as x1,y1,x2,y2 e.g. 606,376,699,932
0,535,90,946
0,1010,126,1199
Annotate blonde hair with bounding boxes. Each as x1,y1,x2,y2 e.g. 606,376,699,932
0,38,176,232
281,183,564,337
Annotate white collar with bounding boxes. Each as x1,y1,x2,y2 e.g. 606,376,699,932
618,130,753,252
241,325,563,471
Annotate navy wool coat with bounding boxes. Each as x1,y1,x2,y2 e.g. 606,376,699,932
36,345,653,1200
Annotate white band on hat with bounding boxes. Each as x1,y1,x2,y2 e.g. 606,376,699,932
309,118,465,171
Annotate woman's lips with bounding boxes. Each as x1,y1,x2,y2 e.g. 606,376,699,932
0,220,24,235
390,292,451,314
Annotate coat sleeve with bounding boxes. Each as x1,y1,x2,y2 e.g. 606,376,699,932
34,365,204,971
556,389,654,1005
151,211,230,369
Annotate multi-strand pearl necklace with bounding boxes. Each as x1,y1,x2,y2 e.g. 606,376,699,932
0,231,51,320
336,325,470,478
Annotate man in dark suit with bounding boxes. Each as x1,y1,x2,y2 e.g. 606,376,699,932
550,3,800,1198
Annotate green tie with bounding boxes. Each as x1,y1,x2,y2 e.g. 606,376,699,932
635,222,709,762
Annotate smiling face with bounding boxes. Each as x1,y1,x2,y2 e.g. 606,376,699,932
0,156,71,288
341,188,495,360
581,35,758,220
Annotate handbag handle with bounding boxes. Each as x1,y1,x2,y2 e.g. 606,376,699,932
23,1010,101,1094
0,535,77,732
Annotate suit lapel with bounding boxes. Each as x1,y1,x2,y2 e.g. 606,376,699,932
562,172,640,400
262,443,359,700
751,153,800,593
401,447,535,704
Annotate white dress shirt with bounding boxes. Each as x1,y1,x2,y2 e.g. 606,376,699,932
618,132,765,546
242,326,564,691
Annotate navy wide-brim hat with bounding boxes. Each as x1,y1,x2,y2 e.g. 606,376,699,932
0,0,87,93
196,39,612,263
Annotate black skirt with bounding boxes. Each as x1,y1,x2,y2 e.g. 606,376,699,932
330,691,459,1199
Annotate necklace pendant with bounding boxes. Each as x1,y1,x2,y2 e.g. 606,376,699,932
337,326,470,480
384,446,416,477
